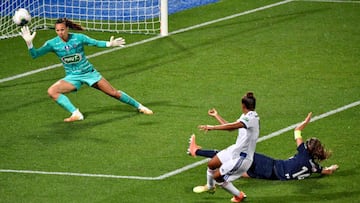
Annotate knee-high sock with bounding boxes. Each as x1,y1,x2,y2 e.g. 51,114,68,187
196,149,219,158
119,91,140,109
207,168,216,189
221,181,241,196
56,94,77,113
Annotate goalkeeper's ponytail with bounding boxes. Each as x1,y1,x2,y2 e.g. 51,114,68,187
56,18,84,31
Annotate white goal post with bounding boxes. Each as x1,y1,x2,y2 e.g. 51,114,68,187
0,0,168,40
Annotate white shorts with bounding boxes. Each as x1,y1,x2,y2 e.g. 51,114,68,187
217,146,253,182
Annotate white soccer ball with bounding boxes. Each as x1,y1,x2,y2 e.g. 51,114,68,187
13,8,31,26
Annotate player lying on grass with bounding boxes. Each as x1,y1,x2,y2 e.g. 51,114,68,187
19,18,153,122
188,112,339,181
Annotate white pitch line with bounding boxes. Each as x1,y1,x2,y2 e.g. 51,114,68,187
170,0,294,35
0,169,158,180
0,0,296,180
1,100,359,180
0,0,294,84
157,100,360,180
257,100,360,142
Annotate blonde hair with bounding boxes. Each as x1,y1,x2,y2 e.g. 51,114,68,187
306,137,332,162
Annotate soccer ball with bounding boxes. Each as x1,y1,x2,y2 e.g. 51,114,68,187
12,8,31,26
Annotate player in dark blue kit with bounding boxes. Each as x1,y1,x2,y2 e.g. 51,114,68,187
188,112,339,180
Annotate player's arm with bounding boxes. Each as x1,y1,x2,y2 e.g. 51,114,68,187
28,41,53,59
198,121,244,132
81,34,125,48
20,26,36,48
80,34,107,47
321,165,339,175
294,112,312,146
208,108,228,124
20,26,53,59
107,36,125,47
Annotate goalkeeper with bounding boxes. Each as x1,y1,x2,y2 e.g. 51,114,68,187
188,112,339,180
19,18,153,122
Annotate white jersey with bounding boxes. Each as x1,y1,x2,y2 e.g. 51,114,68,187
230,111,260,160
217,110,260,181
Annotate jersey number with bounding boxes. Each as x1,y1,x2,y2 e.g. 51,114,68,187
286,166,311,180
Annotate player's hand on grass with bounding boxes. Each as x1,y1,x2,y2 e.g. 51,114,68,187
20,25,36,48
108,36,125,47
322,164,339,175
326,164,339,171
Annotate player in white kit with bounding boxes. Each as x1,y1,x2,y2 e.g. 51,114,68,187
193,92,259,202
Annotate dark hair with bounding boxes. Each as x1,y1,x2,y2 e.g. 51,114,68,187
55,18,84,31
306,137,332,162
241,91,256,110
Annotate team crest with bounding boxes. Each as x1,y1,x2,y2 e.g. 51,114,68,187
64,45,71,51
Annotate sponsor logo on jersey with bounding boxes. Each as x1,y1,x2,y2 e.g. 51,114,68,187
61,54,82,64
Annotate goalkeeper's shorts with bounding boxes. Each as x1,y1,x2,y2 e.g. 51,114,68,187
63,69,102,90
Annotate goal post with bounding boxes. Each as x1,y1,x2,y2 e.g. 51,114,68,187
0,0,168,40
160,0,168,36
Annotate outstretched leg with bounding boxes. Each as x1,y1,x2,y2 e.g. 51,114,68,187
92,78,153,114
187,134,218,158
48,80,83,122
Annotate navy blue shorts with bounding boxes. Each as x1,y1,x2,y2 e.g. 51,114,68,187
247,153,279,180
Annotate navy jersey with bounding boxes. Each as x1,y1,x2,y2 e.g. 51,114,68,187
274,143,323,180
246,153,278,180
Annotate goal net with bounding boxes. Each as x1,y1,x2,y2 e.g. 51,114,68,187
0,0,168,40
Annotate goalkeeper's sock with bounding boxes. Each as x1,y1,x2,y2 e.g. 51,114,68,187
119,91,140,109
56,94,77,113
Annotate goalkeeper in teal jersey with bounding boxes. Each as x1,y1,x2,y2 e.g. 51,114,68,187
19,18,153,122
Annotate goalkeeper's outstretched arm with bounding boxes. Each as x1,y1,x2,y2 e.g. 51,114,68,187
19,26,36,48
106,36,126,47
19,26,52,59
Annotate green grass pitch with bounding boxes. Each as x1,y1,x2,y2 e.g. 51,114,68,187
0,0,359,202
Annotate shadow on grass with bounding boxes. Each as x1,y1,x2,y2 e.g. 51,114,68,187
0,7,330,89
253,190,360,202
102,7,331,82
0,76,60,90
232,172,360,202
0,97,48,114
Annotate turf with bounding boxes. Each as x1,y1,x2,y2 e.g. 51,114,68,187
0,0,359,202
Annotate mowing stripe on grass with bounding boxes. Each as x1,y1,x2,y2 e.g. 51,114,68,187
257,100,360,142
170,0,294,35
1,100,359,180
297,0,360,3
0,0,294,84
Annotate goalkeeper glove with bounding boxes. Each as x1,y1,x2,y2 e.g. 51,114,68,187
107,36,126,47
19,26,36,49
